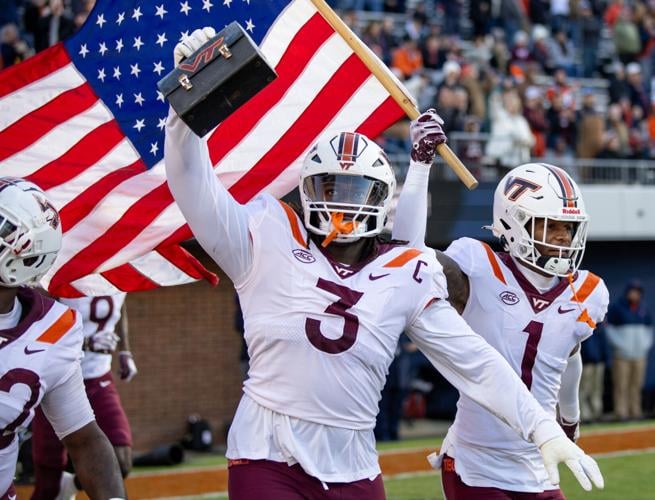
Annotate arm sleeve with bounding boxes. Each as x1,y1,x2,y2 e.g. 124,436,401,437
41,367,95,440
407,298,564,447
164,108,253,285
391,160,431,250
558,350,583,422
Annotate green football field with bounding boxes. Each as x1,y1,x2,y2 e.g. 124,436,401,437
383,450,655,500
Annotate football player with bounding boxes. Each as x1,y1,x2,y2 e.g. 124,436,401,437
393,109,609,499
166,29,603,500
0,177,125,499
31,292,135,500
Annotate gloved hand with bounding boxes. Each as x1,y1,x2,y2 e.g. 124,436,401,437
539,435,604,491
173,27,216,67
410,108,447,165
558,417,580,442
118,351,138,382
83,331,119,353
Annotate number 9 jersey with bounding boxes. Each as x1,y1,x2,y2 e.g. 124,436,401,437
441,237,609,492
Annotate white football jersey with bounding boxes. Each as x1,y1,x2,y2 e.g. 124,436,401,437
60,293,126,379
0,289,92,494
237,196,442,430
442,237,609,491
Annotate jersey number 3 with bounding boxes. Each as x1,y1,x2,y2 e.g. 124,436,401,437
306,278,363,354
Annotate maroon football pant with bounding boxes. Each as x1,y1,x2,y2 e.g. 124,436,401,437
441,455,566,500
31,372,131,499
228,458,386,499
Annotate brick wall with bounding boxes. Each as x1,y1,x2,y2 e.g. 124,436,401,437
110,245,243,453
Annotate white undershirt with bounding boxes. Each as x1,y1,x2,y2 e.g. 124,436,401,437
512,257,559,293
0,298,22,330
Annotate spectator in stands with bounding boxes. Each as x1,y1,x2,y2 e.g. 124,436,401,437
628,103,650,159
391,34,423,80
510,30,533,67
337,0,383,12
579,325,609,423
23,0,76,53
608,61,632,103
531,24,554,73
576,90,606,160
485,88,535,172
469,0,492,37
576,0,602,77
626,62,650,114
0,22,31,69
420,33,443,71
499,0,529,45
523,86,548,157
550,0,571,35
546,91,577,156
460,63,487,121
549,29,577,76
602,102,631,158
72,0,94,30
613,4,642,64
606,280,654,421
362,20,393,66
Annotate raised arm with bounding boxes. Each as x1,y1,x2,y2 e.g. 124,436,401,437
164,28,253,285
407,297,604,491
392,109,446,248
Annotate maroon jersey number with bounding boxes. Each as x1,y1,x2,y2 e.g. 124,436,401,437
520,320,544,389
305,278,364,354
89,296,114,333
0,368,41,449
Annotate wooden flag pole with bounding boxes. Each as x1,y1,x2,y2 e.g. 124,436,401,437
310,0,478,189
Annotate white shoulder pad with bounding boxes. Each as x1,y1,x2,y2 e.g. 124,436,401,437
444,237,488,278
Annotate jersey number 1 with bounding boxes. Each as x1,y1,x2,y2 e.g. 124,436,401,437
520,320,544,390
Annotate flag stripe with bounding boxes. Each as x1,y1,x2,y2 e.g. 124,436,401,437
206,13,331,165
58,158,146,232
101,264,160,292
230,53,370,203
27,121,125,190
0,44,72,99
1,100,114,176
0,84,98,162
0,65,85,130
156,245,218,285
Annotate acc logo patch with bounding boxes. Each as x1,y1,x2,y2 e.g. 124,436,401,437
292,248,315,264
499,291,520,305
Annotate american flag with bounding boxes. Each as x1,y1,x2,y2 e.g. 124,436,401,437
0,0,406,297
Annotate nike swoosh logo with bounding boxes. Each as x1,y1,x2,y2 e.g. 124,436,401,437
369,273,390,281
99,380,111,388
24,346,45,355
558,306,576,314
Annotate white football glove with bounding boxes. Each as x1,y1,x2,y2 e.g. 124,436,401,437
539,435,604,491
173,27,216,67
118,351,138,382
84,331,120,353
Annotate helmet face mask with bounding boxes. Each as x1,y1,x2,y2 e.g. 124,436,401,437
299,132,396,244
0,177,62,287
491,163,589,277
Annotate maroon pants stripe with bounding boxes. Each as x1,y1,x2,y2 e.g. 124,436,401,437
441,455,566,500
228,459,386,500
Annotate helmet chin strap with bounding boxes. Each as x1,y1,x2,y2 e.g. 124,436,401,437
321,212,359,247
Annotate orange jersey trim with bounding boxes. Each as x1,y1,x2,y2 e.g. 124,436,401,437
37,309,76,344
279,201,308,248
481,242,507,285
573,273,600,303
383,248,422,268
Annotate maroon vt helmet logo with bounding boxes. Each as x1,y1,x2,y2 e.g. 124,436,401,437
504,176,541,201
179,37,226,73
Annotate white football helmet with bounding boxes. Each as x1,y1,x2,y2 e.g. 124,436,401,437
299,132,396,243
490,163,588,276
0,177,62,287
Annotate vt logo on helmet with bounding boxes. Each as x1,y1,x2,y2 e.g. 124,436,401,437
490,163,588,277
299,132,396,246
0,177,62,287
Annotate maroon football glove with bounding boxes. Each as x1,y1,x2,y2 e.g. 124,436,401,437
559,418,580,442
410,108,447,165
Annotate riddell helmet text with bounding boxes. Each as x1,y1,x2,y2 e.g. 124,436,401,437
561,208,581,214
